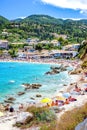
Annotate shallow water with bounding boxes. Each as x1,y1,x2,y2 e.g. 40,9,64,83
0,62,77,106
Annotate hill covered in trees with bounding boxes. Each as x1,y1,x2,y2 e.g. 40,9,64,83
0,15,87,43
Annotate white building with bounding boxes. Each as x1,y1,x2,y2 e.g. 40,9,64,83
0,40,8,49
50,50,78,58
63,44,80,51
51,40,60,46
26,38,39,45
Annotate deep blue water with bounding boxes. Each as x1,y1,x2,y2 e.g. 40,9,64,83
0,62,75,105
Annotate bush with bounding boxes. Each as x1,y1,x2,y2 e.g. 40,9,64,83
57,103,87,130
15,106,57,129
81,61,87,69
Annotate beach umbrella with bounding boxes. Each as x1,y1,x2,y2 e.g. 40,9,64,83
63,92,71,98
0,112,4,117
41,98,52,103
56,96,65,101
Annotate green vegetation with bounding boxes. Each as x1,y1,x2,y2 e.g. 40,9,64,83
78,40,87,69
8,48,18,58
81,61,87,69
15,106,57,129
35,43,60,51
0,15,87,43
57,103,87,130
78,40,87,59
8,43,28,49
0,50,3,56
15,103,87,130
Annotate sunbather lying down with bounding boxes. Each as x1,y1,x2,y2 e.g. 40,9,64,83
85,88,87,92
74,85,81,92
68,96,77,102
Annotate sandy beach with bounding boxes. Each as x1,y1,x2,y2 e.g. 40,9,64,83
0,59,87,130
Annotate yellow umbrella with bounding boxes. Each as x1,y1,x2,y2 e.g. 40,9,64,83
41,98,52,103
0,112,4,117
56,96,65,101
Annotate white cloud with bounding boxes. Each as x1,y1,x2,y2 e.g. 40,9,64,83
80,10,87,15
41,0,87,14
18,16,26,19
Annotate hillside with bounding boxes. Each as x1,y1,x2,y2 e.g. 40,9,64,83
0,16,10,28
23,15,63,24
0,15,87,43
0,15,9,24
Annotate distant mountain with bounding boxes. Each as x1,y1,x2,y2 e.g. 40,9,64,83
0,15,9,25
11,18,23,23
23,15,63,24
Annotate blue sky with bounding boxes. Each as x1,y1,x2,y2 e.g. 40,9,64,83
0,0,87,20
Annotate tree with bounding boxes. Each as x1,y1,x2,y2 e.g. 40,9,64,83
35,43,43,51
8,48,18,58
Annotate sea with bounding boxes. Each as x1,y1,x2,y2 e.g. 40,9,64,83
0,62,78,108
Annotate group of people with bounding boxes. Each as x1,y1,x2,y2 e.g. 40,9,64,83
5,103,24,112
74,83,87,94
48,95,77,107
5,104,14,112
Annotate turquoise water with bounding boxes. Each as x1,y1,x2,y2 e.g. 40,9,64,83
0,62,75,105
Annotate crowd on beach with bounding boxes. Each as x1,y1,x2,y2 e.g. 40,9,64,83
47,83,87,108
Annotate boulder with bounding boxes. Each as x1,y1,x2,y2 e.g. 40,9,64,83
22,83,31,87
69,68,83,75
7,97,16,101
31,84,42,89
16,112,33,124
24,83,42,90
36,94,42,97
4,97,16,103
75,118,87,130
18,92,25,96
30,97,35,100
4,100,13,104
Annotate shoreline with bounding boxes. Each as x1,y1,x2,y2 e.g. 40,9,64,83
0,58,81,67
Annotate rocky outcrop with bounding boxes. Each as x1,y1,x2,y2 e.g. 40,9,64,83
36,94,42,97
18,91,25,96
69,67,83,75
45,65,67,75
30,97,35,100
4,97,16,104
7,97,16,101
75,118,87,130
16,112,33,124
45,69,60,75
22,83,42,90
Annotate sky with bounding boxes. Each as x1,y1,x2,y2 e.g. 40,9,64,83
0,0,87,20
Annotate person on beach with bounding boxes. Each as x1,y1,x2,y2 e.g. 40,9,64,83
84,88,87,92
5,104,10,111
74,84,81,92
47,103,50,107
68,96,77,102
64,99,70,104
55,100,58,106
51,101,55,106
9,106,14,112
19,103,24,111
